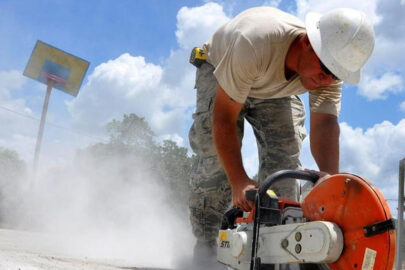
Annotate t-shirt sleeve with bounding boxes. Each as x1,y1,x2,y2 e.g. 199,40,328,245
309,81,342,116
212,33,259,104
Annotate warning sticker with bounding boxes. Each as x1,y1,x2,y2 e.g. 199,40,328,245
219,231,227,241
362,248,377,270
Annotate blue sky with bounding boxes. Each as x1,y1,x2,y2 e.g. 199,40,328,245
1,0,403,127
0,0,404,211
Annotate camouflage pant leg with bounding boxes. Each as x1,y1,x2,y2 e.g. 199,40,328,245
188,62,244,247
244,95,307,201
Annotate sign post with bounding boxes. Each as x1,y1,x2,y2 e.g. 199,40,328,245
397,158,405,270
24,40,89,181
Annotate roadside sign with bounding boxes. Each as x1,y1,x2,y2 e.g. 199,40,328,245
23,40,89,180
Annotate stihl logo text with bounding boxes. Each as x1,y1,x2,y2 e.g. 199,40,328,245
220,241,230,248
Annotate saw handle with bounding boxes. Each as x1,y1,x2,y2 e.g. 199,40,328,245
244,170,319,201
258,170,319,198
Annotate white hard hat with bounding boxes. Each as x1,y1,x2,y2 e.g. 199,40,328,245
305,8,375,84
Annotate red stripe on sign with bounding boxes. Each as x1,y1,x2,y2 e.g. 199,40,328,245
42,72,67,84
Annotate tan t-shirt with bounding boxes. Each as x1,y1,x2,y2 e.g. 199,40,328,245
204,7,342,116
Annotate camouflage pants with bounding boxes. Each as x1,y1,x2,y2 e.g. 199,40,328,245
188,62,306,248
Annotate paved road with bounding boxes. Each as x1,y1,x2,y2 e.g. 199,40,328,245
0,229,172,270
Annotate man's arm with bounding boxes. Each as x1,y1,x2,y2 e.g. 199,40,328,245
212,85,258,211
310,112,340,174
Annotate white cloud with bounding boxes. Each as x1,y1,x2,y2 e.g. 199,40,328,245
295,0,381,23
357,72,403,100
295,0,405,102
0,70,27,96
159,133,185,147
176,2,230,50
243,117,405,215
339,120,405,205
299,119,405,214
0,70,38,162
68,3,231,148
375,0,405,41
67,53,182,136
242,122,259,178
401,101,405,112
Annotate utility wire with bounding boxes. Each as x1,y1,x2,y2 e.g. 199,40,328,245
0,104,109,144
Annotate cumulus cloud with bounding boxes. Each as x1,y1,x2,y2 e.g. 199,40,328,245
243,116,405,214
175,2,230,49
67,53,197,141
241,122,259,177
295,0,381,23
295,0,405,102
68,2,230,148
339,120,405,205
67,54,164,132
375,0,405,41
0,70,38,161
368,0,405,72
357,72,403,100
298,119,405,214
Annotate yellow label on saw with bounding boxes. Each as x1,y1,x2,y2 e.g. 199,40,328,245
219,231,227,241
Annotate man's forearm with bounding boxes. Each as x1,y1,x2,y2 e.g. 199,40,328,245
310,117,340,174
212,115,248,185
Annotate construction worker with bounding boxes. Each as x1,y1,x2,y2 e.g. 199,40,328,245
188,7,375,269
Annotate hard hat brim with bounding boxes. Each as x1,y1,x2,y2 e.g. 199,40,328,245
305,12,360,84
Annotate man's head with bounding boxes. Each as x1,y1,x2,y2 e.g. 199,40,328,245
291,8,375,90
305,8,375,85
295,34,338,90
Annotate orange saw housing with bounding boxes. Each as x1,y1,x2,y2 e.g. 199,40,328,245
301,174,396,270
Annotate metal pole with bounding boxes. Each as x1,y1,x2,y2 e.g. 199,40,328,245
396,158,405,270
32,81,53,179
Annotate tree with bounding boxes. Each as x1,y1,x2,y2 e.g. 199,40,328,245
106,113,155,148
158,140,196,210
0,147,27,223
75,113,195,215
0,147,26,187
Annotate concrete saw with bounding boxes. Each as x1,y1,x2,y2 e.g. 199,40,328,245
217,170,396,270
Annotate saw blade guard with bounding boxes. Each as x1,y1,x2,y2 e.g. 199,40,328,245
301,174,396,270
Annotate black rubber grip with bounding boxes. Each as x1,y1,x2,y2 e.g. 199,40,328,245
245,189,258,202
258,170,319,198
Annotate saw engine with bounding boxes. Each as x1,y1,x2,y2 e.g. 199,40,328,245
217,170,396,270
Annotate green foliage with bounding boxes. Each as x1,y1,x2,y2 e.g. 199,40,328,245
158,140,196,209
0,147,27,223
0,147,26,184
76,113,195,213
106,114,155,148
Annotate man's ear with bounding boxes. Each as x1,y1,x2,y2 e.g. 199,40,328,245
303,34,311,47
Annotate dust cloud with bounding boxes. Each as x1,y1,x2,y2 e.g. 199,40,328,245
0,152,195,269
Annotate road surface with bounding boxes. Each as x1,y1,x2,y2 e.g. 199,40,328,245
0,229,171,270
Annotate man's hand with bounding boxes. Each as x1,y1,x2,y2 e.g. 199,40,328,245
213,86,257,211
231,178,258,212
303,168,330,186
301,169,331,199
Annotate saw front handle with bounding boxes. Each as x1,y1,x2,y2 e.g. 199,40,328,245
245,170,320,203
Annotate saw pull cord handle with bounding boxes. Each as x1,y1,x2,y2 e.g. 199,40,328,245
250,170,320,270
